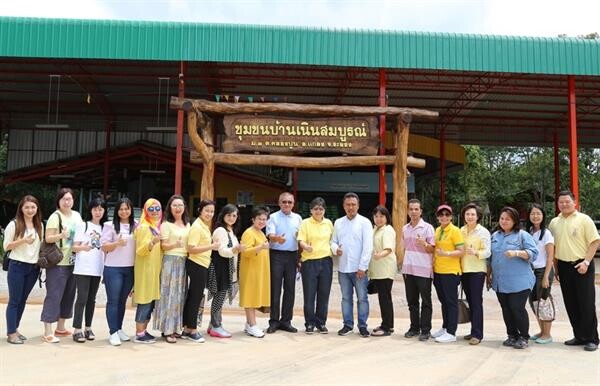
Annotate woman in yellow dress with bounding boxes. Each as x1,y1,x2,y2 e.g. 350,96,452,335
239,206,271,338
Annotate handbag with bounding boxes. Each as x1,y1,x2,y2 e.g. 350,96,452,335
367,279,378,294
37,212,64,269
533,285,556,321
2,250,10,271
458,285,470,324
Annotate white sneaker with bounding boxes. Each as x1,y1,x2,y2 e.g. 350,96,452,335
117,330,130,342
109,332,122,346
434,332,457,343
244,323,265,338
431,328,447,338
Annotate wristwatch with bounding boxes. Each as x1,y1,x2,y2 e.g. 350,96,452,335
583,260,590,266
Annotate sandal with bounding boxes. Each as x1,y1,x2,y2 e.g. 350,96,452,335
42,335,60,343
165,334,177,344
84,330,96,341
73,332,86,343
54,329,72,337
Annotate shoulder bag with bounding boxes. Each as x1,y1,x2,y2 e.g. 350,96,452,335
37,213,64,269
458,284,470,324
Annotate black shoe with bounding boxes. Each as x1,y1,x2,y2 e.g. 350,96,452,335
305,325,315,334
463,334,472,340
584,343,598,352
317,325,329,334
266,325,278,334
404,330,419,338
359,327,370,338
418,332,431,341
502,337,517,347
279,324,298,333
513,338,528,349
338,325,353,336
564,337,585,346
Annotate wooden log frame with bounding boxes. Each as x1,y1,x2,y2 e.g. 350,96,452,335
180,99,436,258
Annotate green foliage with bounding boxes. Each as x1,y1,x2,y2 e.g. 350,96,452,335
416,146,600,225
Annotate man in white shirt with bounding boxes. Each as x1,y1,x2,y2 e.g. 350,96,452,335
331,192,373,337
266,192,302,333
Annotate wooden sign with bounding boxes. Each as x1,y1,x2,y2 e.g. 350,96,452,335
222,115,379,155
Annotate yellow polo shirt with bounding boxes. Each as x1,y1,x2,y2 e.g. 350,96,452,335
548,211,600,262
297,217,334,262
187,218,213,268
433,223,464,274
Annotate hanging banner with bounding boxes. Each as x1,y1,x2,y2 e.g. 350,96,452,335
222,115,379,155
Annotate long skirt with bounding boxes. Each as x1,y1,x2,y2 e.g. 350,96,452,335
153,254,187,334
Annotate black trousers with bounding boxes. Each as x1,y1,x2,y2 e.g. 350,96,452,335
373,278,394,331
269,250,298,327
404,274,432,334
73,274,101,329
557,259,599,344
497,289,530,340
183,259,208,330
433,273,460,335
461,272,485,340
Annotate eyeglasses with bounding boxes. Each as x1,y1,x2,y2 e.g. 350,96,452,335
311,207,324,211
147,206,161,212
437,212,452,217
171,204,185,208
281,201,293,204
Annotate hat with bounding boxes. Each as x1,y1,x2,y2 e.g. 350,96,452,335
436,204,453,214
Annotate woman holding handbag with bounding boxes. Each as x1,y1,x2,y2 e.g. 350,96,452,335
4,195,43,344
40,187,82,343
488,206,538,349
459,203,491,345
526,204,555,344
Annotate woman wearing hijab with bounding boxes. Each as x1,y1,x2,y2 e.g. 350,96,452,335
132,198,163,344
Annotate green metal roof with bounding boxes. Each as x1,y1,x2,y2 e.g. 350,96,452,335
1,16,600,75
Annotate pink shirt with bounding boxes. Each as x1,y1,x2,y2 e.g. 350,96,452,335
100,222,136,267
401,219,435,278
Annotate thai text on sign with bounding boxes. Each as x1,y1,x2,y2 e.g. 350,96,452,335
222,115,379,155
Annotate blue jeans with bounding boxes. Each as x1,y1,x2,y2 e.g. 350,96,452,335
301,257,333,328
103,266,134,334
6,260,40,334
135,301,155,324
338,271,369,329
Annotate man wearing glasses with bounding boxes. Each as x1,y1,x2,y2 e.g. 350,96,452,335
266,192,302,333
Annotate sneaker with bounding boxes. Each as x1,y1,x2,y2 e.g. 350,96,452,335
317,325,329,334
418,333,431,341
181,331,206,343
359,327,370,338
109,332,122,346
305,325,315,334
208,326,232,338
469,337,481,345
434,332,457,343
502,337,517,347
133,331,156,344
404,330,419,338
84,329,95,341
431,328,447,338
337,325,353,336
244,324,265,338
117,330,130,342
513,338,528,349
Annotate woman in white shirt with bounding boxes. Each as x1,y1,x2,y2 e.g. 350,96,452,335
526,203,555,344
3,195,43,344
71,197,107,343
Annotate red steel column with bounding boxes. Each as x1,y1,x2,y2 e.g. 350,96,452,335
103,121,112,197
553,131,560,215
378,69,386,206
175,61,186,195
440,128,446,203
567,75,579,206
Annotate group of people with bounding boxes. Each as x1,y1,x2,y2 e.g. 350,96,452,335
3,188,599,352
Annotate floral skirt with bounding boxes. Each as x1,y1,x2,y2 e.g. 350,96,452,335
153,254,187,334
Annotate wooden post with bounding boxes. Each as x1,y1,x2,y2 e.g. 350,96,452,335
393,113,411,264
187,111,215,200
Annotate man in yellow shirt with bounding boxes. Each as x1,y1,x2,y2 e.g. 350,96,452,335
548,190,600,352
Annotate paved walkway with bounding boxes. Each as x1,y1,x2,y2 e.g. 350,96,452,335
1,270,599,385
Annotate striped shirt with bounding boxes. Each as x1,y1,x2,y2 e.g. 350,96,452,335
401,219,435,278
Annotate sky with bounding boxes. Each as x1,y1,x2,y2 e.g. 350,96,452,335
1,0,598,38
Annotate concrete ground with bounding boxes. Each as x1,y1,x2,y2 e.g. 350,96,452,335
1,270,599,385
